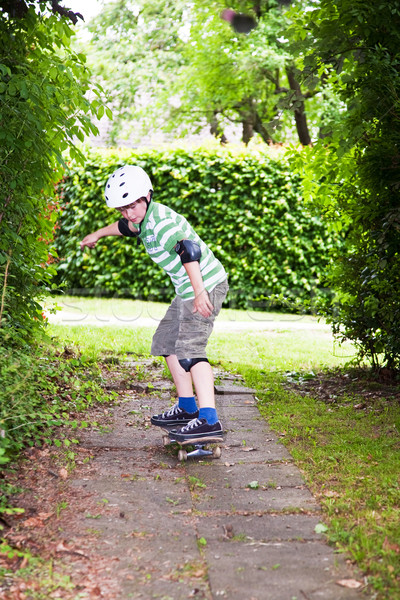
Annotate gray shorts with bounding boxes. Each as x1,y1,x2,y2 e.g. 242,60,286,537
151,279,229,360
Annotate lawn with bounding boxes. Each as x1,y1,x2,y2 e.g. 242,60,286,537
47,296,400,599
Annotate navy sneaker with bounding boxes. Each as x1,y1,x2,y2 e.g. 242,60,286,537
169,418,224,443
151,403,199,427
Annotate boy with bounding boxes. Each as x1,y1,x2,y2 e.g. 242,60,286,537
80,165,228,442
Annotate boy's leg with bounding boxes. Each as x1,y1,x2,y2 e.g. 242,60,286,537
175,279,228,409
165,354,198,414
165,354,193,398
166,354,215,410
150,302,199,426
170,280,229,440
190,361,215,409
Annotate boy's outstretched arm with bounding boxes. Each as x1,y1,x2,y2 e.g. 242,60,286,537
183,261,214,318
80,221,125,250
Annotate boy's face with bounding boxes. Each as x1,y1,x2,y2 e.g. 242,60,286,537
116,196,148,224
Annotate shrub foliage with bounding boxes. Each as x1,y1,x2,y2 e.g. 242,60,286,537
55,146,342,310
288,0,400,370
0,2,103,344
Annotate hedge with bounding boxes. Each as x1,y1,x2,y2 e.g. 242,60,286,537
54,145,342,311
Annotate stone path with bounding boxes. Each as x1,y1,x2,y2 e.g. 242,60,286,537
69,362,364,600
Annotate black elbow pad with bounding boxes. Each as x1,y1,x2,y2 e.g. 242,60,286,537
118,218,139,238
174,239,202,264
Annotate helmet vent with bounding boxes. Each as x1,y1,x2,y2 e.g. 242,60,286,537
122,193,129,198
119,182,125,187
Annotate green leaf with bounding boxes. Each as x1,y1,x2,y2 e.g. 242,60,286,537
315,523,328,534
247,480,259,489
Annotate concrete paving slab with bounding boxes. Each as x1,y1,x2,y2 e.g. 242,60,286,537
221,444,293,463
190,480,319,513
223,416,273,431
218,405,262,419
223,433,293,460
187,461,307,488
215,383,256,395
197,513,326,542
203,538,360,600
217,396,258,408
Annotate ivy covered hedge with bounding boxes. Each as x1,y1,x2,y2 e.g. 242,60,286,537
55,146,342,310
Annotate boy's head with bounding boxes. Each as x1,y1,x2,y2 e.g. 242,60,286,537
105,165,153,209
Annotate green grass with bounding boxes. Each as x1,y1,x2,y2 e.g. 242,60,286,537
47,296,355,369
48,324,153,359
208,329,355,371
46,298,400,599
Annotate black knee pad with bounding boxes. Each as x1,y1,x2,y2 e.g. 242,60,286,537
178,357,209,372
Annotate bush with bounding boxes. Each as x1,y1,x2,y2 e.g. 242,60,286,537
0,3,101,345
0,341,110,468
55,145,343,310
288,1,400,370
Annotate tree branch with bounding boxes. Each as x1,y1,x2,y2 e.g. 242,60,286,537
286,66,312,146
0,1,83,24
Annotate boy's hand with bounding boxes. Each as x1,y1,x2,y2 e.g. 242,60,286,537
80,233,99,250
193,289,214,318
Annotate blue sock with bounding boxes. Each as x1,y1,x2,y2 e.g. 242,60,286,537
198,407,218,425
178,396,198,414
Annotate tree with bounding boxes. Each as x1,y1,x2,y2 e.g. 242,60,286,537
83,0,319,145
85,0,187,144
0,0,103,343
288,0,400,371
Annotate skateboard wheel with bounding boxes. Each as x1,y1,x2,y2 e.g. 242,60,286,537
162,435,170,447
178,449,188,461
212,446,222,459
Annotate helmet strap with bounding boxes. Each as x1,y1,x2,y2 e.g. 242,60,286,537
135,191,153,243
145,189,153,209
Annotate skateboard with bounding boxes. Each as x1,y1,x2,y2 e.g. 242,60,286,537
159,425,223,461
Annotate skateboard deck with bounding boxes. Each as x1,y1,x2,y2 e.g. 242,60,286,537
158,425,223,461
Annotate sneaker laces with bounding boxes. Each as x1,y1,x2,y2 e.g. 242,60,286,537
181,418,203,432
162,403,182,419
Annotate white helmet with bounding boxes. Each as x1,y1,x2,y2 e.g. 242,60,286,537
104,165,153,208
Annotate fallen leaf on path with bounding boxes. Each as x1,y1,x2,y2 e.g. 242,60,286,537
23,517,45,528
241,447,257,452
193,569,207,578
23,512,53,528
336,579,363,589
59,467,68,480
56,540,88,558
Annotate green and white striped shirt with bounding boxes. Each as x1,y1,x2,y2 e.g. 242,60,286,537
139,202,227,300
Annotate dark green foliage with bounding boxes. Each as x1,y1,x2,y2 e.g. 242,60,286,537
55,147,342,310
0,2,102,344
0,343,110,468
289,0,400,370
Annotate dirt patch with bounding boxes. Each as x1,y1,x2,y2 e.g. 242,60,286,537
1,445,124,599
282,367,400,407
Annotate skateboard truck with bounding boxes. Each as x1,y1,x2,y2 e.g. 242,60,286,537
177,444,222,462
160,427,223,461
